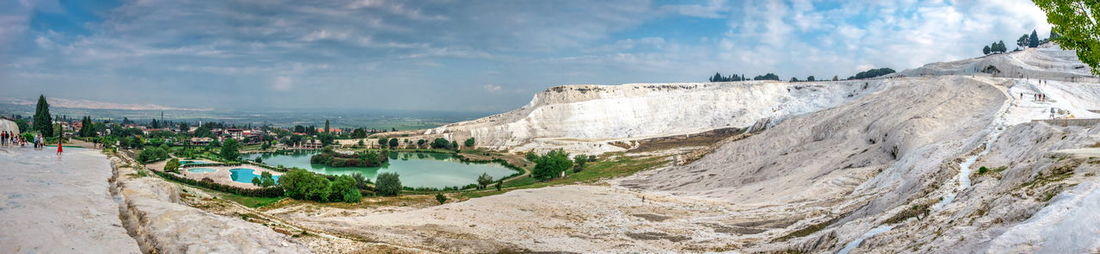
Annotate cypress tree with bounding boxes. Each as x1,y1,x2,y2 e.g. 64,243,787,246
1029,30,1040,48
33,95,53,137
324,120,330,133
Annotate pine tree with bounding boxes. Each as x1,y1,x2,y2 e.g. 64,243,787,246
983,45,991,55
33,95,52,137
324,119,330,133
1018,34,1029,48
1029,30,1040,48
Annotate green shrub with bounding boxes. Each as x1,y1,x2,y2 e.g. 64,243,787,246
258,171,277,187
279,169,331,201
430,138,453,149
532,149,573,181
477,172,493,189
331,175,361,203
137,147,170,163
164,158,181,173
351,173,369,189
978,166,989,174
376,172,402,196
435,193,448,204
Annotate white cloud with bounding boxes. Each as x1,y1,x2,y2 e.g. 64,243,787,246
664,0,729,18
856,64,875,72
273,76,293,91
483,84,503,93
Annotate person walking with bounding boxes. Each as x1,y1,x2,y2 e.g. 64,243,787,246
56,138,63,156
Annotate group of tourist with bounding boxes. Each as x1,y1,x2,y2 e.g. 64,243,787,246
0,131,53,151
1,131,24,147
1019,92,1049,102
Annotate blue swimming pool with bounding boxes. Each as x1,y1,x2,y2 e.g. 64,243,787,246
229,168,279,184
187,168,217,174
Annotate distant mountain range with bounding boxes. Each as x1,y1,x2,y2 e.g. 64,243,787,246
0,97,213,111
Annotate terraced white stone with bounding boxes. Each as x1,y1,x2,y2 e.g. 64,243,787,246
428,80,886,154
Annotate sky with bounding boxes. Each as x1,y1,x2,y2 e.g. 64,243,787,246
0,0,1052,113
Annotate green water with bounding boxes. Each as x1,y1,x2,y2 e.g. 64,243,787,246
243,151,517,188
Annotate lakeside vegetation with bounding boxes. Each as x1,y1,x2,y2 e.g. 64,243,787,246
309,146,388,167
21,94,669,209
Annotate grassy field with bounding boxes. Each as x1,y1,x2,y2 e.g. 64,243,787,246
221,194,285,208
458,155,668,199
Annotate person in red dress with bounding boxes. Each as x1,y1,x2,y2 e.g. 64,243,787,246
56,139,63,155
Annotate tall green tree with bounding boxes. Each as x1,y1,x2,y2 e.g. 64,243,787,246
1029,29,1041,48
33,95,52,137
79,116,96,137
1035,0,1099,75
221,139,240,161
324,120,330,133
1018,34,1030,48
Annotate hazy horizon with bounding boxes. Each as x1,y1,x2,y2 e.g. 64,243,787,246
1,0,1053,112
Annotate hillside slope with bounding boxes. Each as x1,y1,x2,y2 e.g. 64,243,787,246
426,81,886,154
272,47,1100,253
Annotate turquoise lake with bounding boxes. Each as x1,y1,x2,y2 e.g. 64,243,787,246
243,151,517,188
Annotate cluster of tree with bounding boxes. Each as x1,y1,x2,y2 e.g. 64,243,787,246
430,138,458,150
753,73,781,81
310,146,389,167
1017,29,1044,49
137,144,171,163
375,172,402,196
250,171,277,188
220,139,240,161
983,40,1008,55
77,116,97,137
279,169,362,203
707,72,781,82
530,149,574,181
464,138,476,148
848,68,896,80
789,76,817,82
572,154,596,172
709,73,747,82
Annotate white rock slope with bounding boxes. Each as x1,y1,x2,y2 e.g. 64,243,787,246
0,148,141,253
428,80,886,154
